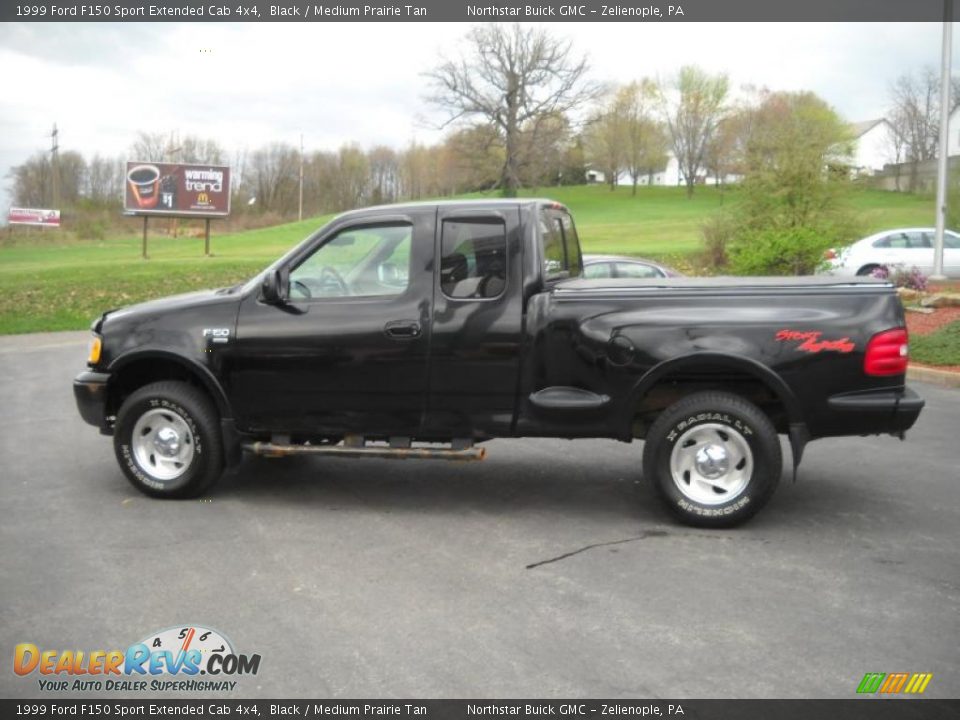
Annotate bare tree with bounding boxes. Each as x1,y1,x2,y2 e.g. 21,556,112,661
889,68,940,191
583,89,627,191
248,143,299,214
129,131,172,162
425,23,598,197
368,145,401,205
9,150,86,207
660,66,729,198
620,80,669,195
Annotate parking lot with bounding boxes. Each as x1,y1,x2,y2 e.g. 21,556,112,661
1,331,958,699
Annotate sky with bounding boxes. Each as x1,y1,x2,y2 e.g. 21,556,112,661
0,21,955,212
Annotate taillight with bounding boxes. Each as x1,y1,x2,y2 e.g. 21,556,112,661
824,248,838,260
864,328,909,376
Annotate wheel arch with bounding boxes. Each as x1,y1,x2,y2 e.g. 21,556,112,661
106,351,232,420
625,352,802,429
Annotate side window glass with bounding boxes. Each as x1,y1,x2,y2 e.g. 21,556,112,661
558,213,582,277
539,208,582,279
615,262,660,278
910,232,932,249
440,219,507,299
887,233,910,249
289,224,411,300
539,210,566,279
583,263,613,279
872,236,890,248
944,233,960,249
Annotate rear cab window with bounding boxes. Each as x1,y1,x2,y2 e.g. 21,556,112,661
538,205,583,282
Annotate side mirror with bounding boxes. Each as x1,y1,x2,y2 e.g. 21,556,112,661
377,262,400,284
261,268,289,305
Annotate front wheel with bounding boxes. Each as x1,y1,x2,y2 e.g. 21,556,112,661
642,392,782,528
114,381,223,498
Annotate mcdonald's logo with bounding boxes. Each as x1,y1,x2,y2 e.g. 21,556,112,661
857,672,933,694
197,192,209,205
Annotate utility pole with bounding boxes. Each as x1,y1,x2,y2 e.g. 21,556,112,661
50,123,60,209
298,133,304,222
933,0,953,280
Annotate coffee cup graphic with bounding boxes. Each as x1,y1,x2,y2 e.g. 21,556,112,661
128,164,161,209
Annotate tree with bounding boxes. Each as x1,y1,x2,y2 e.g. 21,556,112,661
724,91,860,275
888,68,940,191
425,23,598,197
9,150,86,208
583,90,627,191
620,80,669,195
248,142,299,214
660,66,729,198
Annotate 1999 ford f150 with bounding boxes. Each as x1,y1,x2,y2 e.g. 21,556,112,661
74,199,924,526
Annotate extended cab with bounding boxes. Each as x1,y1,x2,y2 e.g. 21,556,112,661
74,200,924,526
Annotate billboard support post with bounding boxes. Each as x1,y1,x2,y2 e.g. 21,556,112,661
142,216,148,260
204,218,211,256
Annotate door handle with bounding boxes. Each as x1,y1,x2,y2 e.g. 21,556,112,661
384,320,421,339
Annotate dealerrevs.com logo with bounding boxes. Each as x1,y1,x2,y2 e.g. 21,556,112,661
14,625,261,693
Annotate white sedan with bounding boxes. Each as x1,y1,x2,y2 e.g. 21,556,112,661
823,228,960,278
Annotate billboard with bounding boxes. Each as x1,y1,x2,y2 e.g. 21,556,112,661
124,161,231,217
9,207,61,227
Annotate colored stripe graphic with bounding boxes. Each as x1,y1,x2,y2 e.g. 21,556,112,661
857,673,886,694
880,672,909,693
857,672,932,694
904,673,933,694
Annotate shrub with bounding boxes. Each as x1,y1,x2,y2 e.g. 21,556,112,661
870,264,928,292
699,214,734,269
728,226,834,276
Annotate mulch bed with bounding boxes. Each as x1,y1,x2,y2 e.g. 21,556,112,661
905,306,960,336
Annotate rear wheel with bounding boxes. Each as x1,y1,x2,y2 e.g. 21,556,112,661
856,264,880,277
114,381,223,498
642,391,782,528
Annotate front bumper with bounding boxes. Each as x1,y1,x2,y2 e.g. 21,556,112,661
73,371,111,431
827,386,925,436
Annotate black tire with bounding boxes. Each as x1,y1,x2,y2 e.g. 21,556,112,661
642,391,782,528
856,265,879,277
114,381,223,499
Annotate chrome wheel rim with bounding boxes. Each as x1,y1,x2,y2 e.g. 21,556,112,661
669,422,752,505
131,408,195,482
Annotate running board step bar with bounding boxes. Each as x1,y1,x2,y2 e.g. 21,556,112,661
243,439,485,462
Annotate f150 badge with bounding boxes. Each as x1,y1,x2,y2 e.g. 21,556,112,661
202,328,231,344
776,329,854,353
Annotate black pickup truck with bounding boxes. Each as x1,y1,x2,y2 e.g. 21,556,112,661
74,199,924,526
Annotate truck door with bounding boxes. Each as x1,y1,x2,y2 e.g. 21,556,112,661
227,209,434,438
421,206,525,438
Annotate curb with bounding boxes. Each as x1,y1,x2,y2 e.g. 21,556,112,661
907,365,960,388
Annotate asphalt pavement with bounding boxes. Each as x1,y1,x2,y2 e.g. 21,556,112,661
1,331,958,699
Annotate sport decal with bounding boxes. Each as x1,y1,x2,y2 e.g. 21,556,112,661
776,329,855,354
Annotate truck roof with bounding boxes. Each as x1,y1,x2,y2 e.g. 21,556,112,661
333,198,565,220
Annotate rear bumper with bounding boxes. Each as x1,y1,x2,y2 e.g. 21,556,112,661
826,386,924,435
73,371,110,431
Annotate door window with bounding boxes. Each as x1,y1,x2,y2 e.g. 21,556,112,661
440,219,507,299
289,223,411,300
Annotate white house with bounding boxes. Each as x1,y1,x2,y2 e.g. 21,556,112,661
849,118,900,176
586,154,684,188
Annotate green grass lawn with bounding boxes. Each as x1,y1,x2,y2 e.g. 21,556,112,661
0,185,937,334
911,321,960,367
